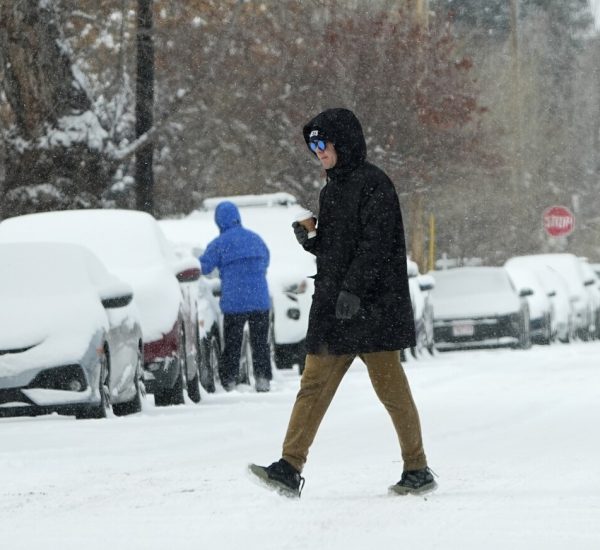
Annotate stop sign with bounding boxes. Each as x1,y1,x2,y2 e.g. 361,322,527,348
543,206,575,237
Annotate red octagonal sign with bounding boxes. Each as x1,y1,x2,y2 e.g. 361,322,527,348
543,205,575,237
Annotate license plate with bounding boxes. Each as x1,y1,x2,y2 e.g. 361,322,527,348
452,322,474,337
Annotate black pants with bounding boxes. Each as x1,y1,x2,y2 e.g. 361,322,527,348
221,310,272,386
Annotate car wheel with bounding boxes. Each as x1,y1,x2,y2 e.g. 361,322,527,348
199,329,219,393
113,345,144,416
519,312,531,350
274,341,305,371
539,315,552,346
76,346,109,420
186,363,201,404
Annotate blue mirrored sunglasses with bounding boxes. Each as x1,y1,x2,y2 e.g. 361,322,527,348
309,139,327,153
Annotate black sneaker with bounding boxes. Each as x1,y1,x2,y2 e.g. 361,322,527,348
389,467,437,495
248,459,305,497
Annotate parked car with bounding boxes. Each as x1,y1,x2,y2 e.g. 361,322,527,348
504,262,553,344
505,256,574,343
578,258,600,339
510,254,594,341
0,210,202,406
0,242,143,419
160,192,315,375
406,260,435,358
432,266,531,351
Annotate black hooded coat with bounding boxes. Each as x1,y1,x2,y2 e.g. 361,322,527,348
301,108,416,355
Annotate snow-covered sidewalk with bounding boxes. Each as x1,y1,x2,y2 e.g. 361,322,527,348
1,342,599,549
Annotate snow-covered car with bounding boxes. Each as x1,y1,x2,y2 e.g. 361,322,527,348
406,260,435,358
0,242,143,419
510,254,594,341
432,266,531,351
504,261,553,344
160,192,316,374
504,256,574,343
578,258,600,339
0,210,202,406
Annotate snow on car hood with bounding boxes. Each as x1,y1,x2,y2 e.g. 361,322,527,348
0,293,107,377
434,292,521,320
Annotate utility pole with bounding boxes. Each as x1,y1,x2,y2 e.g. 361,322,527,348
407,0,429,273
509,0,524,197
414,0,429,27
135,0,155,214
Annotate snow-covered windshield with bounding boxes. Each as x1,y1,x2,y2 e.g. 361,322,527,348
433,267,512,297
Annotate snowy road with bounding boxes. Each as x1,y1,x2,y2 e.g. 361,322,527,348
2,342,600,550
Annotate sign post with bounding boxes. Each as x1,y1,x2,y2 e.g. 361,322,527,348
543,206,574,238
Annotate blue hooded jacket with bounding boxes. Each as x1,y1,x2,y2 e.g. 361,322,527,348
200,201,270,314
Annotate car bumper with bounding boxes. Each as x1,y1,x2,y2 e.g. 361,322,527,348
0,386,97,417
434,316,520,350
142,356,179,394
435,336,519,351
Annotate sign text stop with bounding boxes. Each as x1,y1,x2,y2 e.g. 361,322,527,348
543,205,574,237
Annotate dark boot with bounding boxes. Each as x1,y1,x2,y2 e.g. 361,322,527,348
389,467,437,495
248,459,305,497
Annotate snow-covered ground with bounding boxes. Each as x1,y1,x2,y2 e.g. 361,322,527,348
1,342,599,550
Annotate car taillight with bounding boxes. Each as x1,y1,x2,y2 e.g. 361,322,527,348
143,322,179,363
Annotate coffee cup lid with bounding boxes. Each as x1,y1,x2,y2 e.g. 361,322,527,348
295,209,314,222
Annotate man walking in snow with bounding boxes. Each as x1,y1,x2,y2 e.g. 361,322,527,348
200,201,272,392
249,108,436,496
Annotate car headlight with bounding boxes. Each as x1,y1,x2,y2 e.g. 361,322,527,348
285,280,307,295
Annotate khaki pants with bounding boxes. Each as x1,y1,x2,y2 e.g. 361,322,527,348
282,351,427,473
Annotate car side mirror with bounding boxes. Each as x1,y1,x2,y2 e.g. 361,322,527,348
99,279,134,309
173,257,201,282
176,267,201,282
418,274,435,292
519,288,534,297
102,294,133,309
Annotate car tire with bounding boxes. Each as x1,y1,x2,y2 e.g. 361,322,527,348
274,341,305,371
186,367,201,404
76,347,109,420
519,312,532,350
538,315,552,346
113,345,144,416
199,329,219,393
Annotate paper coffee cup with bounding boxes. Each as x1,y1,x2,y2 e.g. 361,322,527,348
295,209,316,236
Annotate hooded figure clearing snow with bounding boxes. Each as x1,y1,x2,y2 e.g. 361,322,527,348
200,201,272,392
249,108,436,497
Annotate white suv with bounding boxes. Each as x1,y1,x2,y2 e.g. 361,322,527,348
160,193,315,374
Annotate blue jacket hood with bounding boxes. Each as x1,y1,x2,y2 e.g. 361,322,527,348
215,201,241,233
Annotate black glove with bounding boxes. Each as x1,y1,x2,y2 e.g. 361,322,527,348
292,221,308,246
335,290,360,320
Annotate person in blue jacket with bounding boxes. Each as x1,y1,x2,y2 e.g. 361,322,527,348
200,201,272,392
